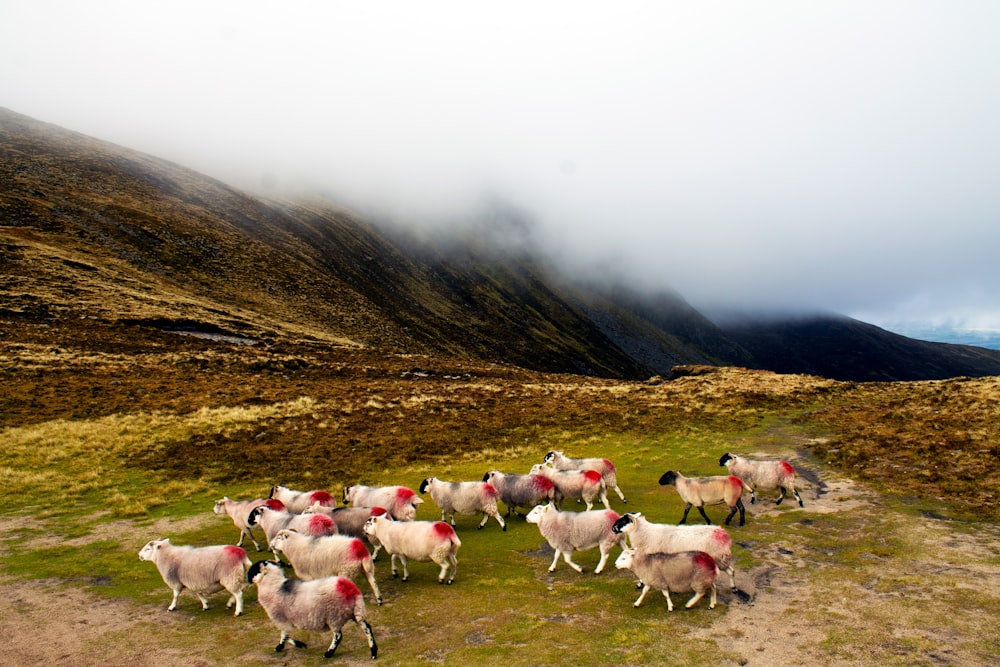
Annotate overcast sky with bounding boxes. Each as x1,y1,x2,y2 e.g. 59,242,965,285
3,1,999,333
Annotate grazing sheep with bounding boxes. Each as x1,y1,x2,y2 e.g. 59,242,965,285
270,529,382,605
615,547,718,611
524,504,622,574
658,471,746,526
343,484,423,521
362,514,462,584
269,485,337,514
719,452,804,507
212,496,285,552
247,505,338,557
542,450,626,503
419,477,506,531
611,512,737,591
482,470,559,518
138,539,251,616
248,560,378,660
528,463,610,511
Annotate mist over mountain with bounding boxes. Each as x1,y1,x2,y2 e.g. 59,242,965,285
4,107,1000,382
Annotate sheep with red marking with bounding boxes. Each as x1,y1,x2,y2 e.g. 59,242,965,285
482,470,559,518
248,560,378,659
303,504,389,539
719,452,804,507
542,450,626,503
138,538,251,616
528,463,610,511
362,514,462,584
658,471,746,526
615,548,718,611
525,504,622,574
269,528,382,605
611,512,738,591
247,505,338,558
269,485,337,514
343,484,423,521
419,477,506,531
212,497,285,552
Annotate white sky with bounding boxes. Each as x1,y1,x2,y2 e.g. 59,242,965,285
3,1,999,331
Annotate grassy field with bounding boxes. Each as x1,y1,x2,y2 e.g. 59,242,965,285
2,341,999,665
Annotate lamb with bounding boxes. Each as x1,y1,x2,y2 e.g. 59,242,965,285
138,538,251,616
248,560,378,660
719,452,804,507
269,528,382,605
615,547,718,611
524,504,622,574
611,512,737,591
212,496,285,552
542,450,626,503
269,485,337,514
247,505,338,557
482,470,559,518
362,514,462,584
343,484,423,521
419,477,507,530
528,463,610,511
658,470,746,526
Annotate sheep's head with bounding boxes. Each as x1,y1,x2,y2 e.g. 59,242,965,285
658,471,679,486
269,485,287,499
614,548,636,570
542,450,561,464
418,477,437,494
270,529,292,552
611,513,640,535
343,486,354,504
719,453,735,467
138,538,168,561
212,498,228,515
247,560,283,585
363,514,390,536
525,504,551,524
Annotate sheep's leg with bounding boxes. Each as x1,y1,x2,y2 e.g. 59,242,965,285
439,553,457,584
792,486,804,507
390,553,399,578
737,499,746,526
724,565,737,591
662,588,675,612
370,544,382,561
775,487,786,505
594,546,611,574
695,505,713,525
478,513,489,529
548,549,562,572
324,630,343,659
746,484,757,505
633,584,651,607
167,587,182,611
449,512,457,526
584,497,594,511
685,590,705,609
398,555,410,582
356,619,378,659
228,590,244,616
561,551,584,573
276,630,306,652
708,583,717,609
613,484,627,503
363,562,383,605
679,503,694,524
195,593,210,611
599,490,611,511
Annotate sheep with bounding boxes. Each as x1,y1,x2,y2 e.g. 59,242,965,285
269,528,382,605
524,504,622,574
247,505,338,557
303,503,390,539
528,463,610,511
611,512,737,591
614,547,718,611
658,471,746,526
137,538,251,616
212,496,285,552
482,470,559,518
719,452,804,507
343,484,423,521
269,485,337,514
542,450,626,503
362,514,462,584
248,560,378,660
419,477,506,531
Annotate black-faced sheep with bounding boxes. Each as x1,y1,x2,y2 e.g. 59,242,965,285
542,450,626,503
419,477,506,531
138,539,251,616
270,528,382,605
269,485,337,514
528,464,610,511
343,484,423,521
362,514,462,584
525,504,622,574
212,496,285,551
719,452,804,507
482,470,559,518
658,471,746,526
248,560,378,659
615,547,718,611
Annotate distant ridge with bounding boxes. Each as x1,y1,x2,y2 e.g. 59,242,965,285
3,106,1000,382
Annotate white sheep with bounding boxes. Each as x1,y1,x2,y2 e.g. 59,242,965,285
270,529,382,605
269,485,337,514
611,512,737,591
719,452,804,507
615,547,718,611
343,484,423,521
248,560,378,660
212,496,284,551
528,463,610,511
247,505,338,557
303,503,390,539
524,504,623,574
482,470,559,518
138,539,251,616
362,514,462,584
542,450,626,503
658,470,746,526
419,477,507,530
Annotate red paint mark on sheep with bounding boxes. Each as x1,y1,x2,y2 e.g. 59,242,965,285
335,577,361,604
396,487,416,502
533,476,555,493
482,482,499,499
370,507,388,517
348,538,370,562
601,458,615,472
779,461,796,476
727,476,744,490
264,499,286,511
692,551,716,574
604,511,621,526
307,514,336,535
583,470,602,484
709,528,732,549
432,522,456,540
308,490,335,506
222,545,246,565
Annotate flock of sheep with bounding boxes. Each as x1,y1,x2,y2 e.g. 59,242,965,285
138,449,804,660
